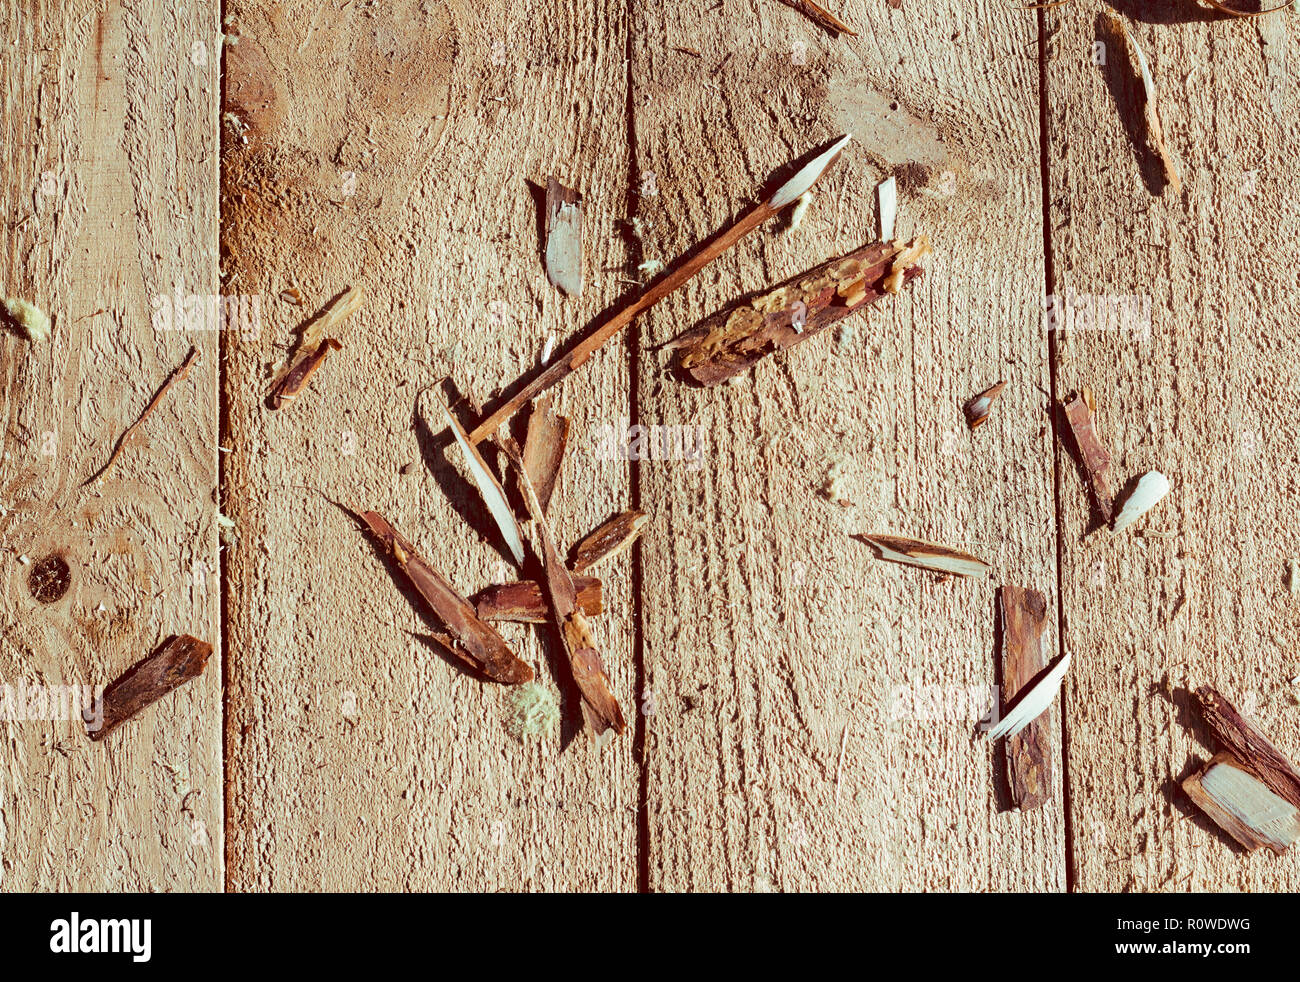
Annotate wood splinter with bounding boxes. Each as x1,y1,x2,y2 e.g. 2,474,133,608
965,381,1006,431
1183,752,1300,855
475,576,603,623
500,438,625,736
994,585,1052,811
855,533,990,579
85,347,201,484
359,510,533,684
521,395,570,514
544,177,583,297
87,634,213,742
1060,387,1116,523
269,286,361,409
1194,685,1300,811
570,510,649,574
668,237,928,386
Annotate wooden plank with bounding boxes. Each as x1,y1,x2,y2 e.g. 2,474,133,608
221,0,637,890
1045,3,1300,889
0,1,222,889
631,0,1065,889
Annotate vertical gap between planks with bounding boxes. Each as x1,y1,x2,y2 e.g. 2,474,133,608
1036,5,1076,894
623,0,652,896
217,0,232,895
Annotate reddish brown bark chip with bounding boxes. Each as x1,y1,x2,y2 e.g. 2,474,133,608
1060,388,1116,523
475,576,603,623
668,239,925,386
88,634,213,742
997,585,1052,811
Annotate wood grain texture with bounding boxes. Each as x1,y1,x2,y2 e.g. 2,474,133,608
1046,2,1300,890
631,0,1065,890
221,0,637,890
0,0,221,890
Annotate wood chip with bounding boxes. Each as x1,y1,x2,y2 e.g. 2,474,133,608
269,338,341,409
85,347,201,484
964,381,1006,430
1060,388,1116,523
856,534,990,579
435,394,527,567
668,239,926,386
791,0,857,35
1201,0,1293,17
87,634,212,742
359,510,533,684
475,576,603,623
544,177,583,297
570,510,648,574
876,176,897,241
1102,13,1182,196
269,286,361,409
983,654,1071,742
1183,752,1300,855
995,585,1052,811
521,395,570,515
1195,685,1300,810
1111,470,1171,533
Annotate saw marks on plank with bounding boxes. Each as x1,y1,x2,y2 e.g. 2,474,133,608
1047,4,1300,890
631,0,1064,890
221,0,637,890
0,0,221,890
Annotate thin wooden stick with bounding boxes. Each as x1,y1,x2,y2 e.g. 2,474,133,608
85,346,200,485
467,135,853,443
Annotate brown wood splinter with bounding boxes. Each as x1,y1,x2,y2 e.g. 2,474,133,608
669,238,927,386
467,135,853,442
521,395,570,514
996,585,1051,811
85,347,201,484
359,510,533,684
1060,387,1116,523
570,510,648,574
88,634,213,742
269,286,361,410
499,438,625,736
269,338,342,409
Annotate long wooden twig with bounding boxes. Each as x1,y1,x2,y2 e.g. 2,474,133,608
467,135,853,443
499,437,625,735
85,347,200,485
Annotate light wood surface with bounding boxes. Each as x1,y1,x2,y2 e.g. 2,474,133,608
2,0,1296,892
0,0,221,891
